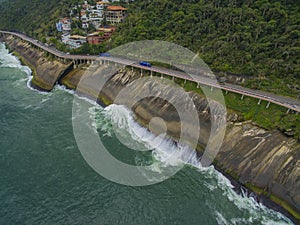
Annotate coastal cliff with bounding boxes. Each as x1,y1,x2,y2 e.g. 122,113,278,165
2,38,299,223
0,35,71,91
61,66,300,222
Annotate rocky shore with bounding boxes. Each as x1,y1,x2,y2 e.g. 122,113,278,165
1,35,299,224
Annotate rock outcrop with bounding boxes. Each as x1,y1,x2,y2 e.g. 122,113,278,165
0,35,71,91
62,66,300,222
2,37,299,223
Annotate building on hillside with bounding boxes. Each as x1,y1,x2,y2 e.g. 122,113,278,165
87,26,115,44
106,6,127,24
82,1,91,10
63,35,87,48
96,1,110,10
56,22,63,32
89,9,104,24
57,18,72,32
87,33,107,45
61,18,72,32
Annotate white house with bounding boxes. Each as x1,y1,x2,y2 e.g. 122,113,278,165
96,1,110,10
62,34,87,49
59,18,72,32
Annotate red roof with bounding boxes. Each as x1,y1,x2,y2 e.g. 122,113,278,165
107,6,127,11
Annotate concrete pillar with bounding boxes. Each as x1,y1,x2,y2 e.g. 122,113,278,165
172,76,174,81
225,90,228,95
184,79,187,85
241,94,244,100
286,108,291,114
140,69,143,77
197,83,200,88
211,86,213,92
161,74,163,79
132,67,134,72
150,71,153,77
266,102,271,109
258,99,262,105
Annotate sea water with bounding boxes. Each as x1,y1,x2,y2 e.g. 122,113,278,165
0,43,293,224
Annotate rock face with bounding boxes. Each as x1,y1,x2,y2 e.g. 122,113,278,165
2,37,299,222
62,67,300,222
1,35,71,91
218,122,300,217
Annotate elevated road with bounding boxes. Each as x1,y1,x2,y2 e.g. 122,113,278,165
1,30,300,112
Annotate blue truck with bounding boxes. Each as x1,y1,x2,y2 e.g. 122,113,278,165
139,61,152,67
99,53,111,57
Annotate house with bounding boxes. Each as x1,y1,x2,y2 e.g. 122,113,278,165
63,34,87,48
87,34,107,45
61,18,72,32
96,1,110,10
106,6,127,24
87,26,115,44
57,18,72,32
82,1,91,10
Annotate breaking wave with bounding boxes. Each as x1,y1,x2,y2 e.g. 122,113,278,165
0,42,32,76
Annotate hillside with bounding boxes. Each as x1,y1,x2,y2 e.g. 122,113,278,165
0,0,75,38
0,0,299,94
110,0,300,97
0,0,299,138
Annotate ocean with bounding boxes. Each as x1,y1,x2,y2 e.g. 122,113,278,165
0,42,293,225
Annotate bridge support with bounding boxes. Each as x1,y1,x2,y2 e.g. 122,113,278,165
172,76,174,81
140,69,143,77
241,94,244,100
258,99,262,105
131,67,134,72
225,90,228,95
210,86,213,92
161,74,163,79
184,79,187,85
150,71,153,77
286,108,291,114
266,102,271,109
197,83,200,89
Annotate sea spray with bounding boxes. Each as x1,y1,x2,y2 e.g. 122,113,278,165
0,42,293,224
0,42,31,76
90,103,292,224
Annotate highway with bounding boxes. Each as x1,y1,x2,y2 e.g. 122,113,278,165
1,30,300,113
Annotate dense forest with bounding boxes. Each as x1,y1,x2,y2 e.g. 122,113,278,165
1,0,298,96
0,0,76,37
111,0,300,97
0,0,299,138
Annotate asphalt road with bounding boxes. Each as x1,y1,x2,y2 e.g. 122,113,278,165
1,30,299,112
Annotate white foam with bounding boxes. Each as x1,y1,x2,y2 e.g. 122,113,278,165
102,104,196,167
26,76,50,95
0,42,32,76
54,84,76,96
89,103,292,224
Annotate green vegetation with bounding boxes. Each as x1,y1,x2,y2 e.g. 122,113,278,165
137,67,300,140
0,0,76,38
0,0,299,138
245,183,300,221
111,0,299,98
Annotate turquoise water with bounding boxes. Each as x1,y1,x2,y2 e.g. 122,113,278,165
0,43,293,225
